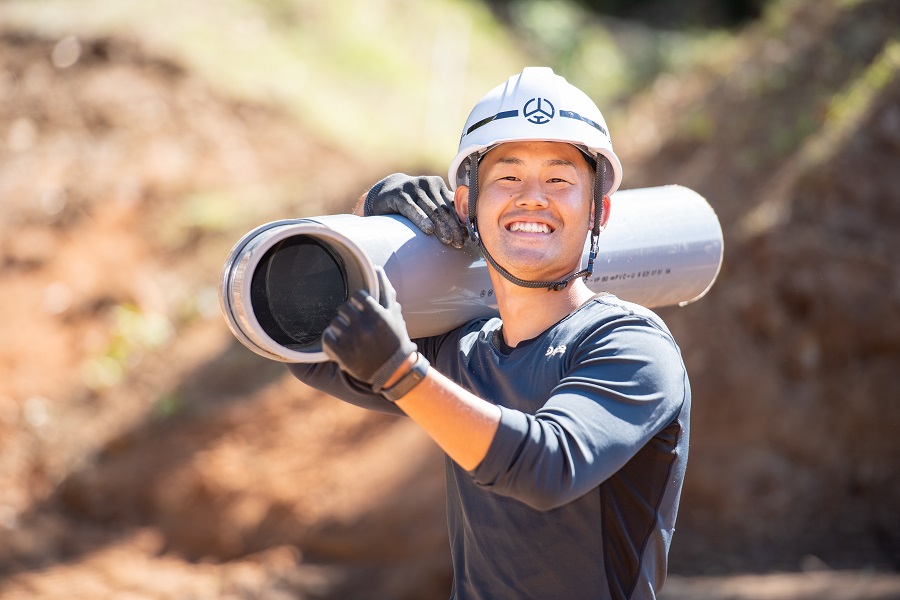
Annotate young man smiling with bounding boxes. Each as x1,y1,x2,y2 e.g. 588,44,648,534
288,68,691,599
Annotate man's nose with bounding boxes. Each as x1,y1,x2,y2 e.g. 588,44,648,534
515,179,549,208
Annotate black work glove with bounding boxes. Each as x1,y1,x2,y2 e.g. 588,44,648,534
364,173,468,249
321,267,417,393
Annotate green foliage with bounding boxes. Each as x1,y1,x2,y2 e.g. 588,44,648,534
0,0,527,168
806,37,900,168
82,304,174,390
529,0,767,28
153,392,186,419
0,0,748,168
496,0,739,107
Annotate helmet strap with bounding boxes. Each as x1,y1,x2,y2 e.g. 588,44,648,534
466,153,481,245
466,153,606,292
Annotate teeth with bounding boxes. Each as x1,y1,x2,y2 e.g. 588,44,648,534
509,222,551,233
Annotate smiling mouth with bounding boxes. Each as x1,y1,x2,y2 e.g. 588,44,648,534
507,221,554,233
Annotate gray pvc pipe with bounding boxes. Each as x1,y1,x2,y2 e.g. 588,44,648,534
220,185,723,363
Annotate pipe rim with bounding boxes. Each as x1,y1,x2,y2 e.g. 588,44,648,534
220,219,379,363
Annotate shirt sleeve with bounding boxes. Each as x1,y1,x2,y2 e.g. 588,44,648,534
470,315,689,511
286,360,406,416
284,333,454,417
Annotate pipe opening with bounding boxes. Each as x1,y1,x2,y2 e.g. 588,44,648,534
251,236,348,350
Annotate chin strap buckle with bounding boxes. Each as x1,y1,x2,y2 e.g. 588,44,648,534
467,222,480,246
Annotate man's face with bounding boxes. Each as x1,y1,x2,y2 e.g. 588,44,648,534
456,141,594,284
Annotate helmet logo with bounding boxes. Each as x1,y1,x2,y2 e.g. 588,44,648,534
523,98,555,124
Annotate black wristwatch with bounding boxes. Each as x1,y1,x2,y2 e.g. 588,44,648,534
380,352,430,403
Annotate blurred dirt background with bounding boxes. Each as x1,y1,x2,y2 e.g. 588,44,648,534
0,0,899,598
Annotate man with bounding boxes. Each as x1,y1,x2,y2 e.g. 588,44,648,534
288,67,690,599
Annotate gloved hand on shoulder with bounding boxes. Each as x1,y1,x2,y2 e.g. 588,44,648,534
322,267,417,394
364,173,468,249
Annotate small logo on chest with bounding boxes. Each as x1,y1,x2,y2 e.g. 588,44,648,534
545,344,567,357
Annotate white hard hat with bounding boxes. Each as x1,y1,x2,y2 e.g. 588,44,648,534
448,67,622,194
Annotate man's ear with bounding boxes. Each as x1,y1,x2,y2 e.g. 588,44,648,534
598,195,612,232
589,195,613,233
454,185,469,223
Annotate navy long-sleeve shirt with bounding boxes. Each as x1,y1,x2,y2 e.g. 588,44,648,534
288,294,690,599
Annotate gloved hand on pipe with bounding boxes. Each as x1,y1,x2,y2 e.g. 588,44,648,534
363,173,468,249
322,267,418,394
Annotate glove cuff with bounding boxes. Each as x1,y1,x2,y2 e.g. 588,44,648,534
363,177,389,216
370,345,415,393
380,352,430,403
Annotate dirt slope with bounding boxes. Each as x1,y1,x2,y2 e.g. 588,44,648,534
0,31,448,599
617,0,900,574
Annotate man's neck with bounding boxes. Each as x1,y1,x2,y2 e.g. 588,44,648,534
492,275,595,347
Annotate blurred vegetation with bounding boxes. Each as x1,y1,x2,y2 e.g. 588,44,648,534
82,304,174,391
0,0,527,169
489,0,768,28
482,0,741,107
0,0,755,172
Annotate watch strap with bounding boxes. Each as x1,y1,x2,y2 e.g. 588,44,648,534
380,353,429,402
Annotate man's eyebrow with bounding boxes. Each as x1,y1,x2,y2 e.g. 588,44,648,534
546,158,577,168
495,156,525,165
493,157,577,167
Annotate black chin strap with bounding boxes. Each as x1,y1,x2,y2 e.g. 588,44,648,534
467,154,606,292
